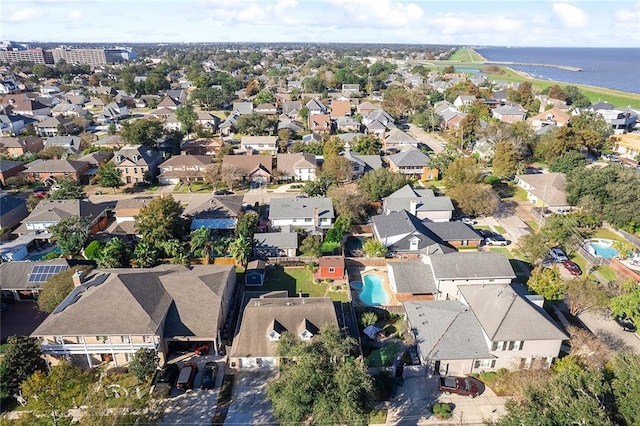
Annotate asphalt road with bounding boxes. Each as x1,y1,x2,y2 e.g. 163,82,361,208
405,123,445,154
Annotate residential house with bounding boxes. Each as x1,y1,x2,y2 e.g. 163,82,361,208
182,195,244,231
330,99,351,119
0,259,75,301
112,145,163,184
342,84,360,96
453,95,476,109
93,134,126,149
471,138,495,160
305,98,327,115
596,110,637,134
253,232,298,258
31,264,236,367
302,133,322,144
240,136,278,155
13,99,50,117
382,184,454,222
309,114,332,134
269,196,335,230
196,112,220,133
24,159,91,185
182,138,224,156
95,102,128,124
0,136,43,156
340,148,383,179
165,89,188,104
314,256,345,280
43,135,82,154
35,117,79,137
357,101,378,115
362,109,395,138
527,107,570,130
492,104,527,123
218,113,238,136
77,150,113,170
255,103,278,116
422,222,482,248
277,119,305,135
232,102,254,116
438,108,466,129
221,155,272,184
383,128,420,151
148,107,175,121
281,101,302,120
334,116,361,133
387,262,438,302
371,210,455,257
229,295,339,368
275,153,317,181
15,199,109,240
104,196,151,238
405,283,567,376
0,114,28,136
515,172,569,211
157,154,213,185
386,148,430,178
611,133,640,160
51,103,87,118
156,96,181,110
0,160,24,185
0,192,28,229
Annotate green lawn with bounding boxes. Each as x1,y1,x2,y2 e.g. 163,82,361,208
173,181,213,193
449,48,485,62
592,228,622,241
596,265,617,282
369,409,388,424
262,266,348,302
494,225,506,235
366,341,401,367
511,186,529,202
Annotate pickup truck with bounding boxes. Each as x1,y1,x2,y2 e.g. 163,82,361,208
438,376,480,397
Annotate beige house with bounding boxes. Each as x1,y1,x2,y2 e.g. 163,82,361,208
32,264,236,368
515,172,569,211
111,145,163,184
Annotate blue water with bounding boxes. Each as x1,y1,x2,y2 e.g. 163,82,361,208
359,275,390,306
589,242,619,259
475,47,640,94
350,281,363,291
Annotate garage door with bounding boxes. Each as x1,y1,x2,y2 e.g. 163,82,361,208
239,358,257,368
259,358,276,367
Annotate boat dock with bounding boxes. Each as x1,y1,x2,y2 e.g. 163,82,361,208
484,60,582,72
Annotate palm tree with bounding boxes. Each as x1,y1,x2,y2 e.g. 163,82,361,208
190,227,213,264
163,239,189,265
133,241,159,268
229,234,252,268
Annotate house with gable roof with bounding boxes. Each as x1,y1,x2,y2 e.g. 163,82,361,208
386,147,431,178
221,154,272,184
112,145,163,184
269,196,334,230
24,159,91,185
492,104,527,123
383,128,420,151
515,172,569,212
275,153,317,181
240,135,278,155
383,184,454,222
0,136,43,156
157,154,213,185
229,295,339,368
182,194,244,231
527,107,570,130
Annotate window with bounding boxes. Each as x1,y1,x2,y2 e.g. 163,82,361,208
121,335,130,343
55,336,64,344
142,335,152,343
305,218,312,223
474,359,496,369
328,267,335,273
508,341,524,351
96,336,107,342
133,167,138,174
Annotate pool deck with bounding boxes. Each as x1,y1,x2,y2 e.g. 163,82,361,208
351,266,400,307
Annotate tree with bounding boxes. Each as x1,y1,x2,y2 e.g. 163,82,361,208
96,237,130,268
175,105,198,136
162,239,189,265
132,241,160,268
50,178,85,200
120,118,164,149
267,325,373,425
229,234,252,267
325,216,351,244
564,277,609,316
49,215,89,256
236,211,259,240
134,195,186,251
534,126,580,164
221,164,243,190
190,227,214,263
542,214,580,247
363,238,387,257
96,162,122,193
322,155,353,182
37,266,92,313
351,134,382,155
549,150,587,174
357,168,408,202
492,141,520,178
609,280,640,324
277,128,291,152
322,137,343,159
566,327,613,370
107,122,116,135
516,232,549,265
83,240,104,260
527,266,565,300
302,76,327,93
254,90,275,105
0,336,47,400
302,173,336,197
360,311,378,328
410,109,442,132
326,186,368,222
442,157,482,189
611,352,640,426
382,86,412,119
129,348,159,382
234,113,276,135
300,235,323,257
448,183,499,217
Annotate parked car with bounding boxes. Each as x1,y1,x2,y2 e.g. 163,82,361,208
484,235,509,246
176,362,198,390
200,361,218,389
214,190,234,195
155,364,180,386
562,260,582,276
549,247,569,263
613,315,637,332
438,376,481,398
461,217,477,225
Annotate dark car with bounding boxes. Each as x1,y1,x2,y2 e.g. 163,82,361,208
614,315,637,332
438,376,481,398
200,361,218,389
155,364,180,385
214,190,234,195
176,362,198,390
562,260,582,276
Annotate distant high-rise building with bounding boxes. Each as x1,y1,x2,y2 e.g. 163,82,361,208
0,42,54,64
0,42,137,66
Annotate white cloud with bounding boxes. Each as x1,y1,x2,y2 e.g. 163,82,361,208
68,10,83,19
429,13,521,36
613,2,640,23
551,3,589,28
325,0,424,28
3,7,41,22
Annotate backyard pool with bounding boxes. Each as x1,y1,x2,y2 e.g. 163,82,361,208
359,274,390,306
586,239,619,259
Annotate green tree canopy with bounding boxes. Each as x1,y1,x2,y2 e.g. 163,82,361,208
527,266,565,301
549,150,587,174
37,266,92,313
175,105,198,135
120,118,164,148
234,113,276,136
442,157,482,189
0,336,47,400
129,348,159,382
357,168,408,202
351,134,382,155
229,234,252,267
96,162,122,192
96,237,130,268
50,178,85,200
254,90,275,105
448,183,500,217
134,195,187,251
516,232,549,265
492,141,520,178
49,215,90,256
300,235,323,257
363,238,387,257
609,280,640,324
326,186,368,223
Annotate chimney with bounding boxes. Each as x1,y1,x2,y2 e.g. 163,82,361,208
72,270,84,287
313,207,319,227
409,200,417,216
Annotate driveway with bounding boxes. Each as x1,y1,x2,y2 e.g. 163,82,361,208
224,368,277,425
386,367,507,425
577,310,640,353
158,355,225,425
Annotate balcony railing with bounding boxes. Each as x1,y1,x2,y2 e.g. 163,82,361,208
41,341,156,354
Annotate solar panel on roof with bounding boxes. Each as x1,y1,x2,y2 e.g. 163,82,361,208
27,264,69,283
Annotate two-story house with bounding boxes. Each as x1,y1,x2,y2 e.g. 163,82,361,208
240,136,278,155
111,145,163,184
24,159,92,185
383,184,454,222
269,196,335,230
386,147,430,178
157,154,214,185
275,153,317,181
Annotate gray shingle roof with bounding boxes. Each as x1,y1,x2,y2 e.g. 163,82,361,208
428,252,516,280
459,284,568,341
372,210,455,254
387,149,430,167
405,301,494,361
182,195,244,219
0,259,73,291
422,222,482,242
384,184,454,213
388,262,437,294
254,232,298,249
269,197,334,220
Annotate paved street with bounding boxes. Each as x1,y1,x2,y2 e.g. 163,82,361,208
224,368,277,425
405,123,445,154
578,310,640,353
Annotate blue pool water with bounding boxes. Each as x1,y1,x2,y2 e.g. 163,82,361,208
359,275,390,306
589,242,619,259
350,281,363,291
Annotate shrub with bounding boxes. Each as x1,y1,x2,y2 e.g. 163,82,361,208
360,311,379,327
84,240,105,260
432,402,452,419
306,261,319,273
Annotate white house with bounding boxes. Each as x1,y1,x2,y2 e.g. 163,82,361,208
269,196,335,230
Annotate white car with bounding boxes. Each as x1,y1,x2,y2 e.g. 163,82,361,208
485,236,509,246
549,247,568,262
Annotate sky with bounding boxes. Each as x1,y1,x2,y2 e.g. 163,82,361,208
1,0,639,47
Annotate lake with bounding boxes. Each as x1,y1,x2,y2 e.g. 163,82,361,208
475,47,640,95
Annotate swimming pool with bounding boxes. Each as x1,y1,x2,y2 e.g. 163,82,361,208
359,274,390,306
586,239,619,259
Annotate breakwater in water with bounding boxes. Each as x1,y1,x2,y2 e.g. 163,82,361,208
484,60,581,72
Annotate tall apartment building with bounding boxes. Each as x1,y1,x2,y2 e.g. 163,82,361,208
0,42,136,66
0,48,54,65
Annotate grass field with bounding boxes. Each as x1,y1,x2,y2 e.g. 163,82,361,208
592,228,622,241
366,341,401,367
449,47,485,62
262,266,348,302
